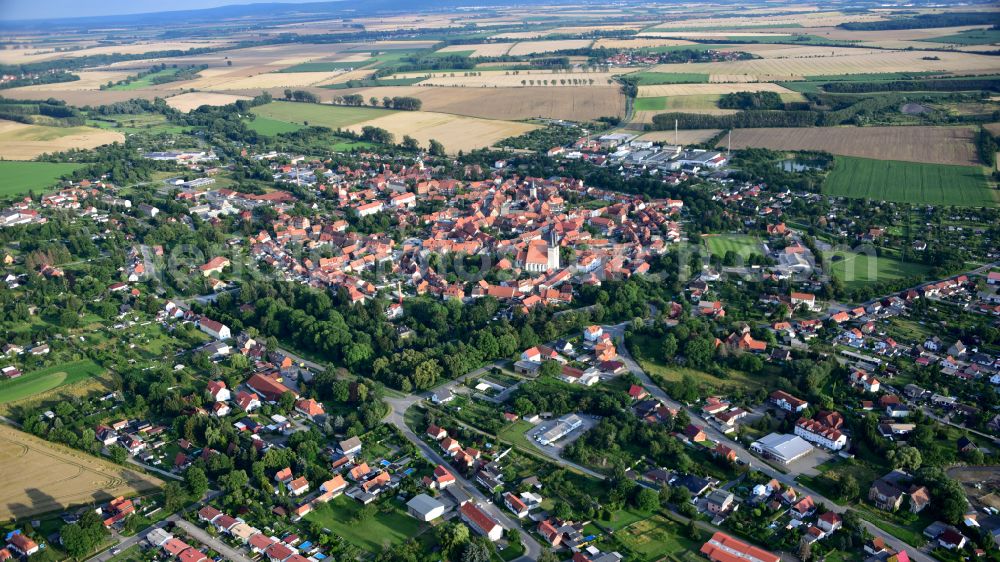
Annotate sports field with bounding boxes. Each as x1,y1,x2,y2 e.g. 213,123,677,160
0,161,82,196
0,360,105,405
826,250,931,288
0,424,162,519
823,156,996,207
247,116,306,136
704,234,763,258
251,101,394,129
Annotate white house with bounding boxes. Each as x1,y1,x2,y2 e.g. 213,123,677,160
198,318,231,340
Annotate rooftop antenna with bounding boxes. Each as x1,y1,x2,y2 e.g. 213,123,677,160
674,119,678,146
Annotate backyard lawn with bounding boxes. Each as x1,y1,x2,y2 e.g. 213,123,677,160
305,496,423,553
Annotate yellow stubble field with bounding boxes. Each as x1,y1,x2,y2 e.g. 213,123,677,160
0,424,162,520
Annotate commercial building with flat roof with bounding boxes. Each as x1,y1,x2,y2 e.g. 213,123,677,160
750,433,814,465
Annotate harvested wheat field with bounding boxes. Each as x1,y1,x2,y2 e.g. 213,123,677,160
411,71,617,88
346,111,537,153
8,70,134,92
0,88,163,106
0,40,229,65
594,38,698,49
636,129,722,144
647,11,884,29
637,82,796,97
340,85,624,121
0,120,124,160
0,424,162,520
507,40,594,55
647,49,1000,79
437,43,515,57
723,126,979,166
169,68,349,90
166,92,252,112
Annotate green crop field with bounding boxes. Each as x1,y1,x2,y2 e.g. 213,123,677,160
305,496,421,552
704,234,763,258
628,72,710,85
246,116,305,136
826,250,931,288
635,94,722,111
278,60,372,72
823,156,996,207
250,101,394,130
922,28,1000,46
0,161,81,196
0,360,105,405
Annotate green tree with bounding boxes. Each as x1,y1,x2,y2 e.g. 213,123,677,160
428,139,446,157
634,487,660,512
185,466,209,499
107,444,128,464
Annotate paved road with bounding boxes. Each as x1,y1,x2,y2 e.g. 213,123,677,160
87,492,223,562
384,395,543,562
606,323,937,562
174,518,254,562
127,457,184,481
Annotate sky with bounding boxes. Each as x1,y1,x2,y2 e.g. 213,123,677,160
1,0,317,21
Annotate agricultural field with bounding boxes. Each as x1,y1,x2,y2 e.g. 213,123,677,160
921,28,1000,46
635,129,722,144
250,101,395,129
435,39,593,58
722,126,981,166
0,360,106,405
87,113,188,135
0,40,228,65
825,250,931,288
339,85,625,121
704,234,764,258
0,424,162,520
0,160,82,195
644,49,1000,81
626,72,710,85
247,116,306,136
277,60,372,72
636,82,796,97
408,71,617,88
165,92,251,112
0,120,124,161
822,156,996,207
344,110,538,153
